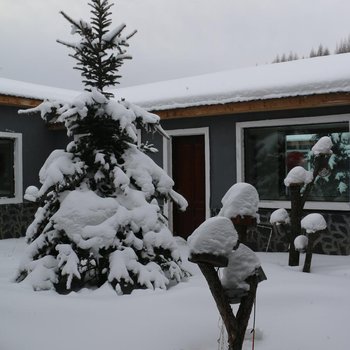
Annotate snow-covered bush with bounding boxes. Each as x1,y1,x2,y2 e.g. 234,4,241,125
16,0,188,294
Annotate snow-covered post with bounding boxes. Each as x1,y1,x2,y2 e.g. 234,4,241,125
188,217,239,350
269,208,290,251
299,214,327,272
283,136,332,267
284,167,313,266
218,183,260,245
188,183,264,350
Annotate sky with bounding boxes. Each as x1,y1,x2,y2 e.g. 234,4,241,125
1,0,350,91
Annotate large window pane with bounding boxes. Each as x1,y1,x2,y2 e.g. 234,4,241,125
0,139,15,198
244,122,350,202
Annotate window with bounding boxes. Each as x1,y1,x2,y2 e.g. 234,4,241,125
0,132,22,204
237,115,350,210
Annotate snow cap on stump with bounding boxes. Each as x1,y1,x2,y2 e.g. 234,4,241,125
218,182,259,220
188,217,238,259
311,136,333,156
294,235,308,252
284,166,313,187
301,213,327,233
220,244,261,291
270,208,290,225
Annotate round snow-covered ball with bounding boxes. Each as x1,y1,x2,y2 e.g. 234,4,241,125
294,235,308,252
301,213,327,233
311,136,333,156
284,166,313,187
188,217,238,258
270,208,290,225
218,182,259,220
24,186,39,202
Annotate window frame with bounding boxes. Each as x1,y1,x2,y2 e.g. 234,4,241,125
0,131,23,204
236,114,350,211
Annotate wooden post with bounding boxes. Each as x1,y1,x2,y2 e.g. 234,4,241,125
302,231,320,273
289,184,302,266
233,276,258,350
231,216,256,245
197,263,238,349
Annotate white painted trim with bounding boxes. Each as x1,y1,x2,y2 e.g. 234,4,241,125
163,127,210,229
0,132,23,205
236,114,350,211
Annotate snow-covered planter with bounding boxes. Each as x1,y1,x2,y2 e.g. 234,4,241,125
188,217,238,267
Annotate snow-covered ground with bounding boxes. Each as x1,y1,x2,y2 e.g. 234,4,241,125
1,237,349,350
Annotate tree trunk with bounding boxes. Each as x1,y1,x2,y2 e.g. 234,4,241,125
289,184,302,266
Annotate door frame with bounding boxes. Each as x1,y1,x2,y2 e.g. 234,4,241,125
163,127,210,231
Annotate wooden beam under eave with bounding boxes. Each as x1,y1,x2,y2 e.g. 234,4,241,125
154,92,350,120
0,94,42,108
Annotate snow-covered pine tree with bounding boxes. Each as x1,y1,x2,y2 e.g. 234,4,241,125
16,0,188,294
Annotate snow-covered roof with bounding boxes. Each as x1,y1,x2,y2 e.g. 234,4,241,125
2,53,350,111
0,77,78,102
113,53,350,111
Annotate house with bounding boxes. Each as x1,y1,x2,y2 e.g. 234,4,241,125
113,53,350,255
1,53,350,254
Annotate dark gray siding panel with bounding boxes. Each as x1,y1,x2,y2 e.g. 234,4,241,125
0,106,69,190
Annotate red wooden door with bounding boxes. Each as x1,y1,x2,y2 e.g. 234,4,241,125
172,135,206,239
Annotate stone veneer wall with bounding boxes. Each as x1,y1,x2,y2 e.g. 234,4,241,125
247,209,350,255
0,203,38,239
211,207,350,255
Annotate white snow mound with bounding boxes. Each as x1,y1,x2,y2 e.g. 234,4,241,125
284,166,313,186
294,235,309,252
218,182,259,220
221,244,261,291
270,208,290,225
301,213,327,233
187,217,238,258
311,136,333,156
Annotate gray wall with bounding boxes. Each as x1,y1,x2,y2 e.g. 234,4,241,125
0,105,70,190
158,105,350,213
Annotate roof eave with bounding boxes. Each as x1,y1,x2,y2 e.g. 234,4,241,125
153,92,350,120
0,94,42,108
